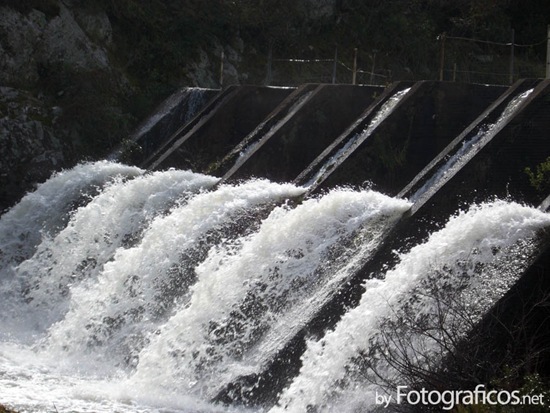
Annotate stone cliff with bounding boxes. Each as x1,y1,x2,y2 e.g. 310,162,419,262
0,0,125,210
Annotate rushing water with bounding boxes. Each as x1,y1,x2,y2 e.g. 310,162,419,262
1,161,549,413
272,201,550,412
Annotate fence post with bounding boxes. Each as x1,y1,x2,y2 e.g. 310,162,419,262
219,50,224,89
439,32,447,81
370,49,377,84
509,28,515,84
546,24,550,79
439,32,446,81
332,47,338,84
352,48,357,85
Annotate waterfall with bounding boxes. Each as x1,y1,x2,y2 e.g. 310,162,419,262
44,179,304,369
1,159,549,413
0,161,142,271
1,169,219,340
271,201,550,412
128,189,410,399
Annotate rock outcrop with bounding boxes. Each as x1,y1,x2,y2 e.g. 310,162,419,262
0,0,126,211
0,87,65,210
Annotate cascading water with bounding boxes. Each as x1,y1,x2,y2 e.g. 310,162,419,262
128,189,410,400
0,165,307,412
1,168,219,340
0,161,142,271
1,160,549,413
44,179,304,369
271,201,550,412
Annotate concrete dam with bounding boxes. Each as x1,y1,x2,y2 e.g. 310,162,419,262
2,79,550,412
132,79,550,405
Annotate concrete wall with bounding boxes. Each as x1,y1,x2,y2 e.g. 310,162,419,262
113,87,218,165
311,79,550,343
215,84,383,183
208,84,320,178
146,85,293,171
213,79,550,405
305,81,507,196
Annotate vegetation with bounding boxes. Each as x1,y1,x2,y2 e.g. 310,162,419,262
525,157,550,193
354,242,550,412
3,0,550,163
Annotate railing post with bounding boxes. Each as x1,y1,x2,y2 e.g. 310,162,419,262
370,49,377,84
439,32,446,81
266,45,273,86
219,50,224,89
509,28,515,84
352,48,357,85
453,62,457,82
332,46,338,84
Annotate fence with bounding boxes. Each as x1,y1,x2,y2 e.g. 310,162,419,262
439,30,548,84
218,27,549,87
264,47,391,86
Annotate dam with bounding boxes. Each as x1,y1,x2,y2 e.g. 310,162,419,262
1,80,550,413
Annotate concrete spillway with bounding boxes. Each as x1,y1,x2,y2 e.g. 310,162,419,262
296,81,507,196
139,82,506,195
123,79,550,406
212,84,382,183
209,79,550,405
144,85,293,171
4,79,550,413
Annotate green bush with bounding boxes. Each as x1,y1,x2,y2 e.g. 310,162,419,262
525,157,550,193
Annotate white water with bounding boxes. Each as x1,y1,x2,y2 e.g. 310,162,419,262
1,161,548,413
0,161,142,271
272,201,550,412
44,179,304,368
129,189,410,399
0,166,306,413
1,169,219,341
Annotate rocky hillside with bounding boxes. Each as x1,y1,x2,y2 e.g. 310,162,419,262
0,0,261,210
0,0,126,209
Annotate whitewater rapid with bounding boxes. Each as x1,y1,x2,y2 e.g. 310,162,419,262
272,201,550,412
0,161,548,413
